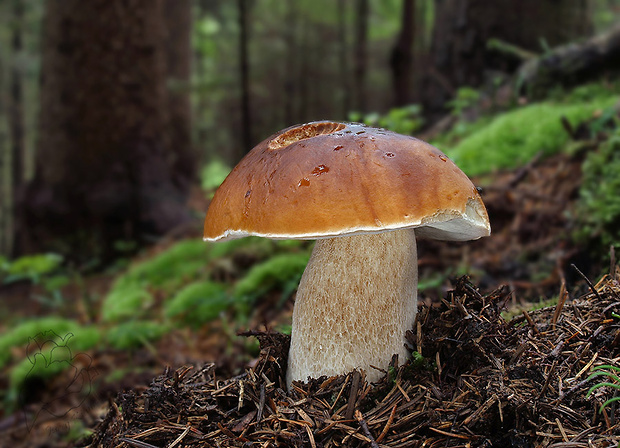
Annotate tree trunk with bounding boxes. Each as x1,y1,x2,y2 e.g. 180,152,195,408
0,46,8,256
10,0,24,198
21,0,192,262
337,0,351,118
297,18,310,122
284,0,298,125
353,0,369,113
421,0,593,122
238,0,252,154
6,0,25,257
390,0,416,107
518,24,620,98
163,0,195,192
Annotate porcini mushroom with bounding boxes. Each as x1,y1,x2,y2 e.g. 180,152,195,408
204,121,490,388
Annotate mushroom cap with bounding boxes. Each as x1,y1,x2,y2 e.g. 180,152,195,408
204,121,490,242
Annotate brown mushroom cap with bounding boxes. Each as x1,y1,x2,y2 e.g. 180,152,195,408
204,121,490,242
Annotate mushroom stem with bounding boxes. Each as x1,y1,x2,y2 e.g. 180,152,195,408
287,228,418,388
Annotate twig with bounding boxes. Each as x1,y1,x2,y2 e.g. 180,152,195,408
508,151,543,188
553,279,569,330
119,438,160,448
561,116,576,139
345,371,361,421
538,361,557,400
355,410,380,448
417,319,423,355
305,424,317,448
257,382,266,423
556,418,569,442
487,37,539,61
522,310,540,334
237,380,244,411
572,264,603,301
330,374,350,413
463,394,499,426
376,404,397,443
168,425,191,448
611,245,617,281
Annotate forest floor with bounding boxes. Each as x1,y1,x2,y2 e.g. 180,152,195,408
1,142,619,447
87,273,620,448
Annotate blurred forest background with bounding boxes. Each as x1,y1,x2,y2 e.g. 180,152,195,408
1,0,619,262
1,0,620,446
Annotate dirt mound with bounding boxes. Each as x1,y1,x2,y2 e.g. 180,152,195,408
87,272,620,447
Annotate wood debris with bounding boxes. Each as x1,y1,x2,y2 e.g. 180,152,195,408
87,274,620,447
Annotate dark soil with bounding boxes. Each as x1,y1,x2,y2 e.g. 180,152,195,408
86,273,620,447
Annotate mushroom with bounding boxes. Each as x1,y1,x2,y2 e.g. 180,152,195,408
204,121,490,388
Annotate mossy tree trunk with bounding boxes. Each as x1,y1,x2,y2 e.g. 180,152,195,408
19,0,193,262
518,24,620,98
421,0,593,121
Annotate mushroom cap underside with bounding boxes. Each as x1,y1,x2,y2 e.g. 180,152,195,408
204,121,490,242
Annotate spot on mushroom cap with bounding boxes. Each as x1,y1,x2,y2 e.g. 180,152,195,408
204,121,490,242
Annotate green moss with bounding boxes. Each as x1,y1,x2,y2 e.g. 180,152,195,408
351,104,424,136
1,253,63,284
65,420,94,443
444,97,618,177
101,285,154,323
575,127,620,252
9,349,72,399
0,317,79,368
234,252,310,305
275,324,292,336
4,325,100,412
502,296,559,321
109,237,274,299
106,321,169,350
208,236,274,260
551,82,620,104
201,159,232,193
165,281,229,328
112,239,211,293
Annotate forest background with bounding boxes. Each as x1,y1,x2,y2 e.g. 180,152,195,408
2,1,620,447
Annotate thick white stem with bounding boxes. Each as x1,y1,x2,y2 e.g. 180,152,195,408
286,229,418,388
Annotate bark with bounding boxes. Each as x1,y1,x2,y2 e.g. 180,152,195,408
337,0,351,118
297,18,310,122
0,49,8,256
238,0,252,153
284,0,298,125
353,0,369,113
163,0,195,191
422,0,593,122
518,24,620,98
390,0,416,107
21,0,192,261
10,0,24,195
7,0,25,257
